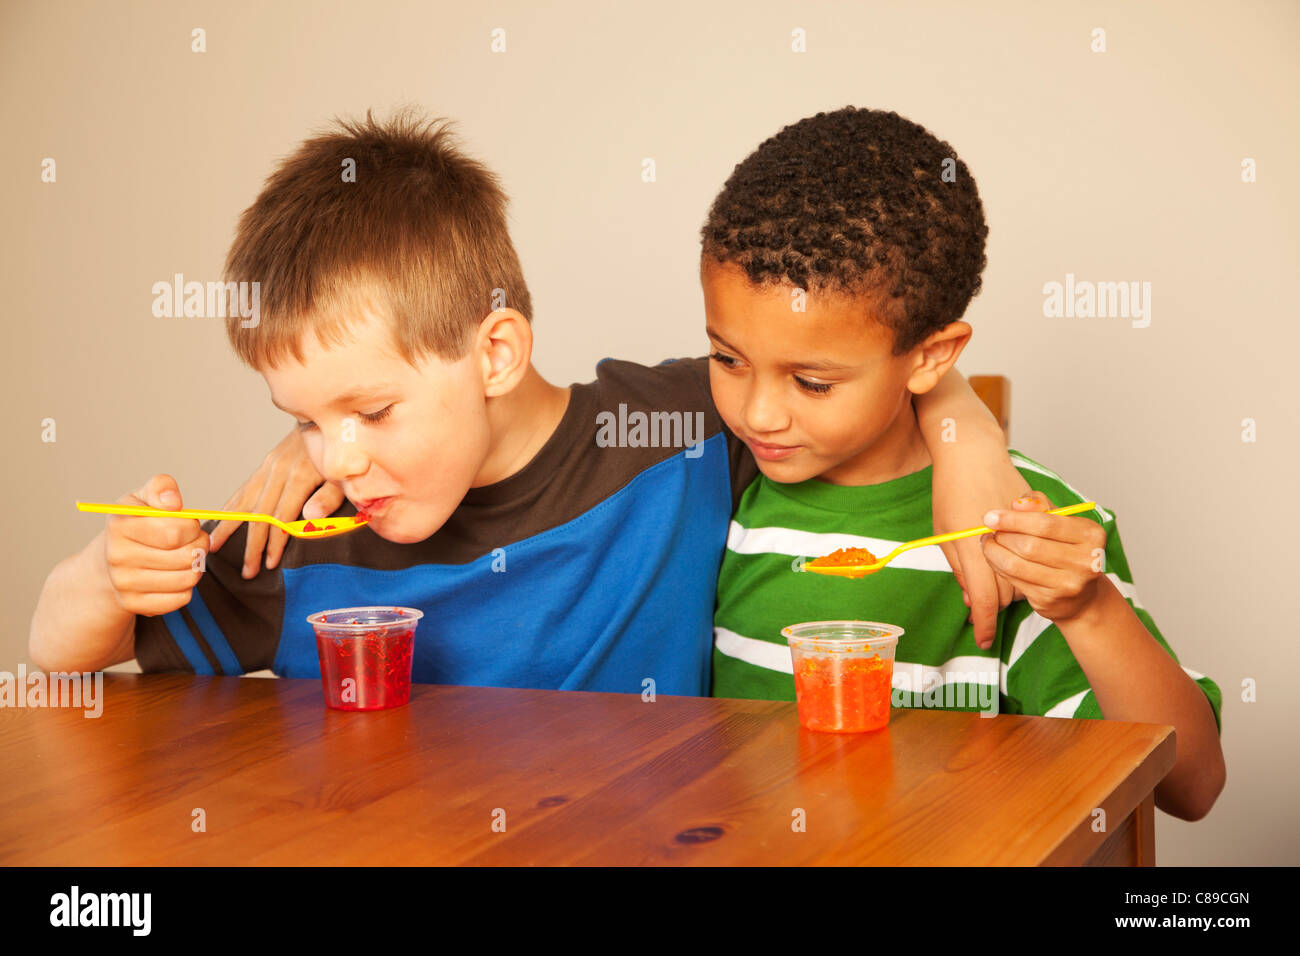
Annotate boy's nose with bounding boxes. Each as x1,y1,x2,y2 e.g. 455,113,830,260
742,384,791,435
320,433,369,483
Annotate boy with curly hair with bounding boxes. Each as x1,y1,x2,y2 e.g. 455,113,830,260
699,107,1224,820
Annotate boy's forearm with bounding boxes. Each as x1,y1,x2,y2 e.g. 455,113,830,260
1056,579,1226,821
29,531,136,673
914,367,1005,449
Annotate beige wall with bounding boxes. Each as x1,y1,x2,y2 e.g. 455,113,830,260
4,0,1296,864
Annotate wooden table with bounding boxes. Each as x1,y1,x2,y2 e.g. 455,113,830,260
0,674,1174,865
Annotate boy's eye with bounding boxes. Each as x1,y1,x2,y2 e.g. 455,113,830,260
794,376,833,394
712,351,834,394
294,404,392,431
708,350,739,369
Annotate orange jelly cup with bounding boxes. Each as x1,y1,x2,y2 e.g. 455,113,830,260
782,621,904,733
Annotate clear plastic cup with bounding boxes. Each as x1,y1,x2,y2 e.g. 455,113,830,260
782,620,904,733
306,606,424,711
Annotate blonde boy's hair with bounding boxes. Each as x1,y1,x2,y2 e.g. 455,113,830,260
222,107,533,369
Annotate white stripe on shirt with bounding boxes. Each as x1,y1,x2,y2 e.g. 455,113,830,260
1046,688,1091,718
714,626,793,673
1002,574,1148,695
715,627,998,693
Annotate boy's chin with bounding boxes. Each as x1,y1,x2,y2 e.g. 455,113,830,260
753,456,824,484
367,516,434,544
367,502,458,544
371,525,429,544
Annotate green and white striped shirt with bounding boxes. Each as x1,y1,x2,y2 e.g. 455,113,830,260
711,450,1223,728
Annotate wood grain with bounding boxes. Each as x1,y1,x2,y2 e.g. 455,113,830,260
0,674,1174,865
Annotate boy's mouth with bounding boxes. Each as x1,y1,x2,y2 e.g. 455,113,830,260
353,496,394,515
746,437,801,461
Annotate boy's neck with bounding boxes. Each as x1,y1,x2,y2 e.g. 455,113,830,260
472,365,571,487
816,396,933,487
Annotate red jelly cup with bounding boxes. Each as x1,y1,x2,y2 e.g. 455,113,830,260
782,621,904,733
306,606,424,711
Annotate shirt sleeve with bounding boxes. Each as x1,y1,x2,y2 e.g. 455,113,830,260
999,496,1223,735
132,518,286,675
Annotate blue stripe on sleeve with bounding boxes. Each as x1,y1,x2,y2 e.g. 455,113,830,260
161,611,214,675
185,591,243,675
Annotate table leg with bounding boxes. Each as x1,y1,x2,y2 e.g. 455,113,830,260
1084,791,1156,866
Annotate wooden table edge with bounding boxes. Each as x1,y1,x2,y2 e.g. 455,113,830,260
1037,722,1175,866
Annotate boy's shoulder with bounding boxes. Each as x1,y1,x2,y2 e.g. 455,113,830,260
585,355,713,413
586,355,756,507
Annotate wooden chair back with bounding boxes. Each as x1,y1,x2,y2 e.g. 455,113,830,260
968,375,1010,443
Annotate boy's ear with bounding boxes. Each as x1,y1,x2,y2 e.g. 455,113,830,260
906,321,972,395
476,308,533,396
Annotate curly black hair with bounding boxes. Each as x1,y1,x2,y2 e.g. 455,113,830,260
700,107,988,355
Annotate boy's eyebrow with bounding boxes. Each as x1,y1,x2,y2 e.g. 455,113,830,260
269,386,389,416
706,327,853,372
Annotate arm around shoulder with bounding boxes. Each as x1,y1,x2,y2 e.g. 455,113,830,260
914,367,1031,646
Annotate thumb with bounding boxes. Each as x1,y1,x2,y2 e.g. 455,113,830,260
142,473,183,511
304,482,346,521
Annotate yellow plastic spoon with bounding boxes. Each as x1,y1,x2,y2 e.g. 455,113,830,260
801,501,1098,578
74,501,370,539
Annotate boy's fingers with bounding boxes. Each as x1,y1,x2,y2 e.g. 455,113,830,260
987,530,1083,572
940,542,960,579
208,489,246,554
942,544,973,614
264,528,289,571
982,509,1085,544
263,479,306,569
996,574,1015,608
153,475,182,510
1013,491,1052,510
242,469,289,578
969,591,999,648
953,537,999,648
304,482,346,520
265,477,338,570
208,519,236,553
112,566,201,594
243,518,272,578
116,475,198,548
134,473,182,511
981,537,1060,590
109,535,203,572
